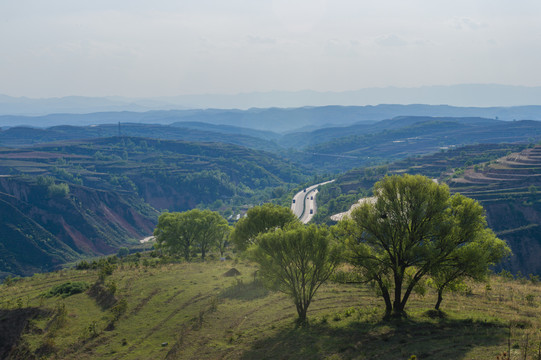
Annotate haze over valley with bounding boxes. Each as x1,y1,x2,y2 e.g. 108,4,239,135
3,1,541,359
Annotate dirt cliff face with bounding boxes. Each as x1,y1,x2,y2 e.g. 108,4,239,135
483,199,541,275
0,177,158,277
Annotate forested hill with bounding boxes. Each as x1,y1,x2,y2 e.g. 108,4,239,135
0,123,280,152
4,115,541,175
0,137,310,277
293,118,541,172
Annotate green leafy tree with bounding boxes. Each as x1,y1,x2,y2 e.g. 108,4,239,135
117,247,129,258
154,209,228,261
231,203,298,251
47,183,69,198
250,224,339,326
217,225,233,257
195,210,229,260
430,226,510,310
337,174,507,318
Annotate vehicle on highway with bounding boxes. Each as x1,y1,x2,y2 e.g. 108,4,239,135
292,199,296,203
310,209,313,214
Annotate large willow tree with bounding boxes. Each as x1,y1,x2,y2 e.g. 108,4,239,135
250,224,339,326
337,174,509,318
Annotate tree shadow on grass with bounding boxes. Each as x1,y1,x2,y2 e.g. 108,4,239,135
240,314,508,360
219,279,270,301
0,307,50,359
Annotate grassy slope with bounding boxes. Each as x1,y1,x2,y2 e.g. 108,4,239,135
1,257,540,360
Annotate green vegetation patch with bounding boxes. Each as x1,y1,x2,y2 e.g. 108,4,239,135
45,281,89,298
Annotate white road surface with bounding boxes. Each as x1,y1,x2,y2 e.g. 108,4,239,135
329,179,437,222
291,180,335,224
140,236,155,243
330,197,376,222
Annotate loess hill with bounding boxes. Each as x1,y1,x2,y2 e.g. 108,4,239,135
0,137,308,277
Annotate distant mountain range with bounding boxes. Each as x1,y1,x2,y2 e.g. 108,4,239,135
3,84,541,116
4,115,541,174
4,104,541,134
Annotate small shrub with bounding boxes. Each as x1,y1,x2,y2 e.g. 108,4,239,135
331,270,362,284
343,307,356,318
117,247,129,258
87,282,118,309
106,280,117,295
45,282,89,298
499,269,514,280
110,298,128,320
3,276,13,286
3,276,21,286
516,271,528,284
47,183,69,198
87,321,99,338
208,296,219,312
76,260,91,270
98,263,116,281
48,302,68,333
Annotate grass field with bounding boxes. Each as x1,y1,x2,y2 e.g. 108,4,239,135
1,256,540,360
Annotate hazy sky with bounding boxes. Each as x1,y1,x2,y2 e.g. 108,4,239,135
1,0,541,98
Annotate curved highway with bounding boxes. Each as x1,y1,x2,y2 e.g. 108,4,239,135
291,180,334,224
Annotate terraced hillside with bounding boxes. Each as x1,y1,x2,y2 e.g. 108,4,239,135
449,146,541,275
449,145,541,199
311,143,526,225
